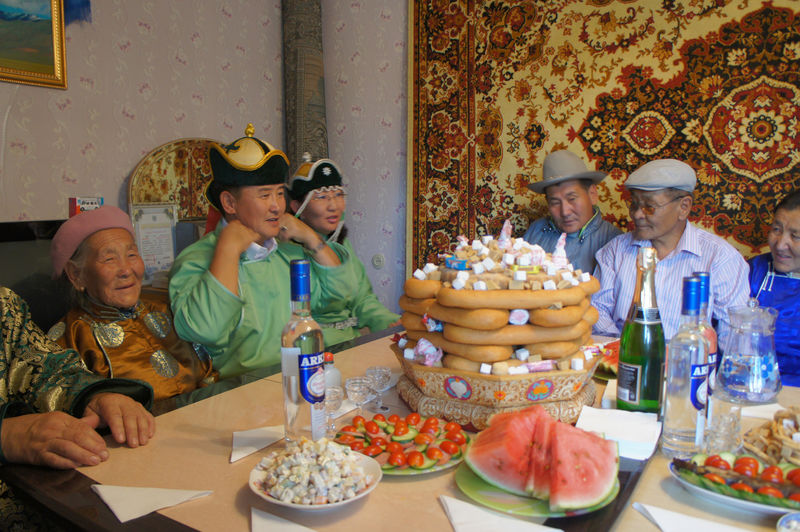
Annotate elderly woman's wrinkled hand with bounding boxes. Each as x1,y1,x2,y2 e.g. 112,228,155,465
82,392,155,448
0,411,110,469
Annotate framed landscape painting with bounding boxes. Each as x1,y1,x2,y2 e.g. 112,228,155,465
0,0,66,89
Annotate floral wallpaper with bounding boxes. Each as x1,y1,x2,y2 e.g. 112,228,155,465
322,0,408,313
0,0,284,221
0,0,407,313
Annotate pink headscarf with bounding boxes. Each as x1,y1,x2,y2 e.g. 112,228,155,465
50,206,135,278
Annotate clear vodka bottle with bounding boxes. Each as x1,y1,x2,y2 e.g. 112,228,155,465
661,276,709,459
281,259,326,441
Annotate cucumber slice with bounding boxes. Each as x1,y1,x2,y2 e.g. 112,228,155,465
392,427,419,443
411,455,437,470
690,453,708,466
718,451,737,468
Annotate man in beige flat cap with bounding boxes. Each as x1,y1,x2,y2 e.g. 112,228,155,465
524,150,621,272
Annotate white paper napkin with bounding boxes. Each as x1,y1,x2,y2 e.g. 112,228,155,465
331,399,357,419
251,507,316,531
91,484,212,523
601,379,617,409
633,502,744,532
576,406,661,460
439,495,563,532
741,402,783,420
231,425,284,462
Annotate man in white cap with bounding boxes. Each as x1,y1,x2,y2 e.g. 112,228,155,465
524,150,621,273
591,159,749,353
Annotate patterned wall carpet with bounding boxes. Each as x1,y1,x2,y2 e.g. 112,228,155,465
408,0,800,269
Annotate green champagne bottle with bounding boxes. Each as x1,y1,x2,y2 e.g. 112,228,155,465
617,246,666,414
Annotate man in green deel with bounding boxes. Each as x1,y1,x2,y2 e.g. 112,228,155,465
169,125,356,378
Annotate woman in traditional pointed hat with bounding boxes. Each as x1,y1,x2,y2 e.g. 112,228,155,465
287,154,400,346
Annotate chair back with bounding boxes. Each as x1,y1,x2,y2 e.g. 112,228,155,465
128,138,216,221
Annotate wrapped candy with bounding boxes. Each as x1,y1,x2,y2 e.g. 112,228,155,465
422,314,444,332
508,309,530,325
413,338,443,366
552,232,569,268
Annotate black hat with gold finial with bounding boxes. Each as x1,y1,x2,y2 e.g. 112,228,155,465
204,123,290,211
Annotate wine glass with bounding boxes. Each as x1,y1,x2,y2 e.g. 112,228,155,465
365,366,392,413
345,377,371,418
324,385,344,439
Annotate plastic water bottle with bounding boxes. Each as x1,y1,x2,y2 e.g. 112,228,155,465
324,351,342,389
661,276,709,459
281,260,326,441
617,246,666,414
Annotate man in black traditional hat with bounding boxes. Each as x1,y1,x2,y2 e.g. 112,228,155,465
524,150,621,273
169,125,356,379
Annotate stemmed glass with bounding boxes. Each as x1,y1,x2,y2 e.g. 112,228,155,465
324,385,344,439
365,366,392,413
344,377,371,417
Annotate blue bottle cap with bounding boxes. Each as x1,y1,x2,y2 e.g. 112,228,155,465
682,276,701,315
692,271,710,305
290,259,311,301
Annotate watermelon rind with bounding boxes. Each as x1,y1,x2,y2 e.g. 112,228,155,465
464,406,545,497
548,423,619,512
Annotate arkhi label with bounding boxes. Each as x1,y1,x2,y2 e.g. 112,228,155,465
299,351,325,404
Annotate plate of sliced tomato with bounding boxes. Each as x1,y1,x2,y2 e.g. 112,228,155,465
335,412,470,476
670,453,800,515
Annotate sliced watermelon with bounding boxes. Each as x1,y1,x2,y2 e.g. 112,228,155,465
548,422,619,511
526,411,556,499
464,406,546,496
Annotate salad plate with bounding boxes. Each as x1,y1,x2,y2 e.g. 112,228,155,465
250,452,381,510
454,463,620,517
669,463,795,516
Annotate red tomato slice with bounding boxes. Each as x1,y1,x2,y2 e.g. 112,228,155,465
426,447,444,460
372,413,387,423
370,437,388,448
734,456,759,471
407,450,425,468
733,463,755,477
445,431,467,445
364,421,380,435
440,440,459,455
730,482,754,493
790,493,800,502
393,424,410,436
704,455,731,470
388,414,401,424
362,445,383,457
352,415,366,428
703,473,725,484
349,440,365,451
757,485,784,498
340,425,357,433
444,421,462,433
406,413,421,425
388,451,407,467
385,441,404,454
414,433,434,446
761,466,784,483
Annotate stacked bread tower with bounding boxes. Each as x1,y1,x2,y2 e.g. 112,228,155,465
399,228,600,375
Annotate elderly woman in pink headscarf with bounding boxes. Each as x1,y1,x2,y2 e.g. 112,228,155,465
49,206,216,401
